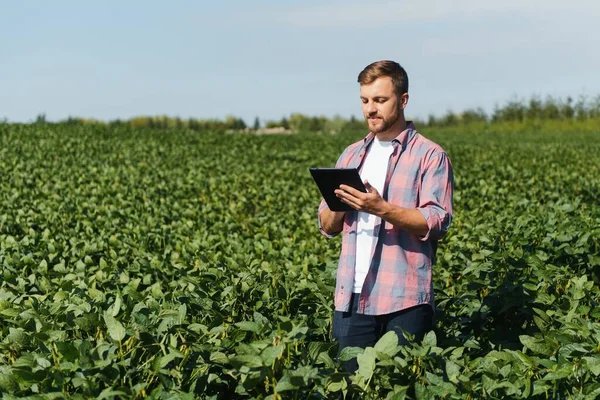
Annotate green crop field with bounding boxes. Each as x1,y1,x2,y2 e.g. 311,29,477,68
1,122,600,399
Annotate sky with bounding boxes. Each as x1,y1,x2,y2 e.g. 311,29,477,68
1,0,599,125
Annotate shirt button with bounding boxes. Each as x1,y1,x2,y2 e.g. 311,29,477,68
341,285,344,289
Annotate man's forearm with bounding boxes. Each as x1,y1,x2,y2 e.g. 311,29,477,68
320,208,345,236
378,202,429,237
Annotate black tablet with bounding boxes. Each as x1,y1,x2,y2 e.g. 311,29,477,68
309,168,367,211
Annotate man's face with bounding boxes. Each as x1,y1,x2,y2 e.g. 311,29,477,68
360,76,408,135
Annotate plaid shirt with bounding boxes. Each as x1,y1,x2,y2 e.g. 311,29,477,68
318,122,453,315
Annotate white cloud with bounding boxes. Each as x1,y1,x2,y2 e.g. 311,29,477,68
244,0,600,29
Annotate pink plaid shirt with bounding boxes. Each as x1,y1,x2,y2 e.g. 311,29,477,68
318,122,453,315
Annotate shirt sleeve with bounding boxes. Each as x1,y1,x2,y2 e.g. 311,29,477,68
317,148,349,238
417,151,454,241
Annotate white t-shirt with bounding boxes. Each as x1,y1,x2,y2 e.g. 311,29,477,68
353,136,394,293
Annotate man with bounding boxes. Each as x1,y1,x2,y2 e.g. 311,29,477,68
317,60,453,373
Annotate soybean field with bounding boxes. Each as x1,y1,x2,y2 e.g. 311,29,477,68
1,122,600,399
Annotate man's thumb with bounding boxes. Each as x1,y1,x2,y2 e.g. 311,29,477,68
364,180,373,193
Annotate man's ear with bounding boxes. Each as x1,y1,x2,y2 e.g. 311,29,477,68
400,93,409,110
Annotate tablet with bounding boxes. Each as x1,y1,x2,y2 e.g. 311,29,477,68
309,168,367,211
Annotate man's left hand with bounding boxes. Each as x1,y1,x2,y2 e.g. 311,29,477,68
335,181,389,216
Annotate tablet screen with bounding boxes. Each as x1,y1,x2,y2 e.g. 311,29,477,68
309,168,367,212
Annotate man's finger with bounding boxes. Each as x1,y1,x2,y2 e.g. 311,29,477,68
336,190,361,208
336,189,355,202
339,184,366,197
339,196,360,210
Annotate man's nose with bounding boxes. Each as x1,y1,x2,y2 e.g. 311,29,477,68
366,102,377,113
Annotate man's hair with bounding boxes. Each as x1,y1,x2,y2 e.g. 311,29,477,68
357,60,409,96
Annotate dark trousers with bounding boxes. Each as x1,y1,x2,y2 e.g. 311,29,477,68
332,293,434,373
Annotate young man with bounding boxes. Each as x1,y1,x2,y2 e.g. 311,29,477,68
317,60,454,373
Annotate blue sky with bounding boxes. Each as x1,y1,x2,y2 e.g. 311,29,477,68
2,0,599,124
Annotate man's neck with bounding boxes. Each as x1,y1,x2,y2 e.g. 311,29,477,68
376,118,408,142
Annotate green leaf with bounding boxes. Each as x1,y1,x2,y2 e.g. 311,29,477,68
275,375,299,392
35,357,51,370
0,372,19,392
103,311,126,341
386,385,409,400
375,331,399,358
230,355,263,368
158,350,184,368
414,381,428,400
1,308,21,318
317,352,335,369
543,365,572,380
356,347,376,381
308,341,326,361
261,345,284,365
235,321,261,333
188,323,208,334
512,350,535,369
533,315,547,330
209,352,229,364
12,354,35,368
339,346,364,361
422,331,437,347
519,335,554,356
583,356,600,376
445,360,460,383
97,388,128,400
326,374,348,393
111,294,122,317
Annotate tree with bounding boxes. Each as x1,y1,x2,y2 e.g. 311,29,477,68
253,116,260,130
280,117,289,130
175,117,183,129
35,113,47,124
225,115,246,130
288,113,327,133
323,115,346,133
460,108,487,124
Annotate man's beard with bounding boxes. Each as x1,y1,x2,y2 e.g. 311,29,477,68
366,108,400,134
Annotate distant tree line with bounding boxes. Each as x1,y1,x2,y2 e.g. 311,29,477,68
424,95,600,127
9,94,600,132
55,115,248,132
